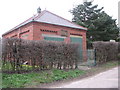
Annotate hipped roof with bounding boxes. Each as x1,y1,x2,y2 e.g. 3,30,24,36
3,10,87,36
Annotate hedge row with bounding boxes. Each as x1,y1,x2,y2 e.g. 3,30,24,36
118,42,120,53
93,41,119,64
2,38,80,73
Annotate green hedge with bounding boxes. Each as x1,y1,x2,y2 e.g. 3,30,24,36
2,38,80,73
93,41,119,64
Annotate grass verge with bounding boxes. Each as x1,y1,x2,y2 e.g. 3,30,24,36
2,69,85,88
2,60,119,88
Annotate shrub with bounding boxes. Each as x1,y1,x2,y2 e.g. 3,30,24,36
117,53,120,59
118,42,120,53
2,38,80,73
93,41,119,64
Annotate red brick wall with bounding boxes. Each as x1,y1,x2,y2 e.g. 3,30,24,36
3,21,87,60
2,22,34,40
33,22,87,51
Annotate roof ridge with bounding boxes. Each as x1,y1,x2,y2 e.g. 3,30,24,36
12,15,35,30
2,15,37,36
34,10,47,20
10,10,47,31
43,10,87,30
2,10,87,36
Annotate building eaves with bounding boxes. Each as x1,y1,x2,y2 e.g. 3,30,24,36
2,10,87,36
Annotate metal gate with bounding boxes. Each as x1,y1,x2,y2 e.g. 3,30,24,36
87,49,96,66
78,49,96,66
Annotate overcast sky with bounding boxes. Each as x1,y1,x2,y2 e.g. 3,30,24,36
0,0,119,37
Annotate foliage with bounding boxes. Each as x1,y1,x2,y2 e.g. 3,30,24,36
118,43,120,59
93,41,119,64
2,60,119,88
99,60,120,69
2,38,80,73
70,1,119,43
118,42,120,53
2,69,85,88
117,38,120,42
88,12,119,41
70,1,103,27
117,53,120,59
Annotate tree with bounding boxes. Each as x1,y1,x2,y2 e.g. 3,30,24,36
88,11,119,41
71,2,103,27
70,1,119,42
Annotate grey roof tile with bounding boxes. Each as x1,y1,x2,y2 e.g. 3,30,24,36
3,10,87,36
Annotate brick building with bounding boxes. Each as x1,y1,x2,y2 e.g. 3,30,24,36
2,10,87,60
